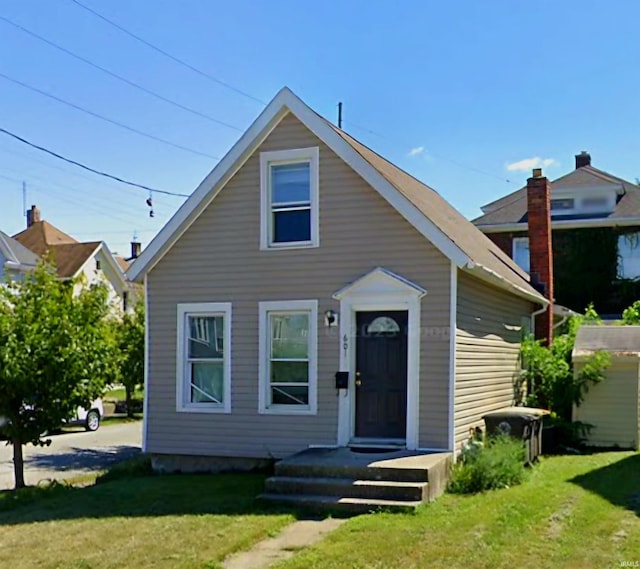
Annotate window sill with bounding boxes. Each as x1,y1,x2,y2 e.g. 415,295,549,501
177,405,231,414
261,241,319,251
259,406,317,416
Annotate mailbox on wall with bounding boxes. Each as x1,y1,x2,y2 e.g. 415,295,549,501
335,371,349,389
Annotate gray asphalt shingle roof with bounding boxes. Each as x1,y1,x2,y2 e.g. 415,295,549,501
474,166,640,227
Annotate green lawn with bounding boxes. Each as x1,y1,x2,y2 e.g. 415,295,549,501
103,385,144,402
0,452,638,569
274,451,640,569
0,472,293,569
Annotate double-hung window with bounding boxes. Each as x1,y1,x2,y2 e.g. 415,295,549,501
259,300,318,415
260,147,319,249
177,303,232,413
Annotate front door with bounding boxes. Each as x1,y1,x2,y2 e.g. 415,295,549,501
355,310,408,439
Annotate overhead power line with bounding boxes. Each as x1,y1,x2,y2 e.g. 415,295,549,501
1,160,161,227
0,15,244,133
0,126,190,197
0,143,181,215
343,119,517,186
69,0,267,106
0,72,219,160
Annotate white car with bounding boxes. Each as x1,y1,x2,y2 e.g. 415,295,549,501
65,399,104,432
0,398,104,439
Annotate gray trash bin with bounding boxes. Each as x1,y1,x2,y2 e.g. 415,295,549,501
483,407,549,464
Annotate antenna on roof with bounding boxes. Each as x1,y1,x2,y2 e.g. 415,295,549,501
337,102,343,129
22,181,26,218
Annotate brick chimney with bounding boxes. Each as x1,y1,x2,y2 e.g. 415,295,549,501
26,204,41,228
130,241,141,259
527,168,554,344
575,151,591,169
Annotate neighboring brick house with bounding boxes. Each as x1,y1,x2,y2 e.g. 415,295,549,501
473,153,640,316
12,205,131,312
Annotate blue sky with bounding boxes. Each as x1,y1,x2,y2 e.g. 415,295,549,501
1,0,639,257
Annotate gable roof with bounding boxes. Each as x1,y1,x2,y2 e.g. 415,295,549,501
13,220,78,256
48,242,102,278
127,87,546,305
0,230,40,269
12,220,126,286
474,165,640,229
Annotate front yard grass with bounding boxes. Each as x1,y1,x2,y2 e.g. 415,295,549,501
275,451,640,569
0,451,638,569
0,472,293,569
103,385,144,402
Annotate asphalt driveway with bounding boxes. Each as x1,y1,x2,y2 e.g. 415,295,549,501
0,421,142,490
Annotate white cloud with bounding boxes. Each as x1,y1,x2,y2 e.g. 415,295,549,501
408,146,424,157
506,156,557,172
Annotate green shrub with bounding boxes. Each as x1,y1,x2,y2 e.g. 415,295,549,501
448,435,527,494
521,305,610,423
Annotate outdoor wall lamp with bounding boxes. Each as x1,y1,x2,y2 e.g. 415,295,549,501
324,309,338,327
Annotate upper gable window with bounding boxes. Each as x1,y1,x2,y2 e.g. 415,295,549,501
260,147,319,250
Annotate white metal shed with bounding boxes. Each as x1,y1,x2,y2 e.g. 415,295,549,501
572,325,640,450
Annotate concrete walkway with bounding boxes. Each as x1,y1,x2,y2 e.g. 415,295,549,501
222,518,345,569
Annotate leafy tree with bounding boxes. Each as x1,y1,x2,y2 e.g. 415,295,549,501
0,261,117,489
113,300,145,417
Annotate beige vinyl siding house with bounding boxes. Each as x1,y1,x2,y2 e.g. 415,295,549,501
146,113,451,457
573,326,640,450
454,272,533,448
129,87,547,470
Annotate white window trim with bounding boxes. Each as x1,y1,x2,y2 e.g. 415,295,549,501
259,147,320,250
258,299,318,415
176,302,232,414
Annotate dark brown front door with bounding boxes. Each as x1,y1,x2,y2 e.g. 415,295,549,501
355,310,408,439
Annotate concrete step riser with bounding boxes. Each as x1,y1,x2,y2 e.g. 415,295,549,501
260,494,418,515
274,463,429,483
265,478,427,502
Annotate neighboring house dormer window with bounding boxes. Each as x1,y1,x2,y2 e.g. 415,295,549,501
512,237,530,273
260,147,319,250
550,198,574,211
618,233,640,280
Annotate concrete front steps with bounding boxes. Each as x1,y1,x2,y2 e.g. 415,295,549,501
261,447,452,515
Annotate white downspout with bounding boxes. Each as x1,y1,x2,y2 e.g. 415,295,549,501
527,303,549,397
553,313,569,330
